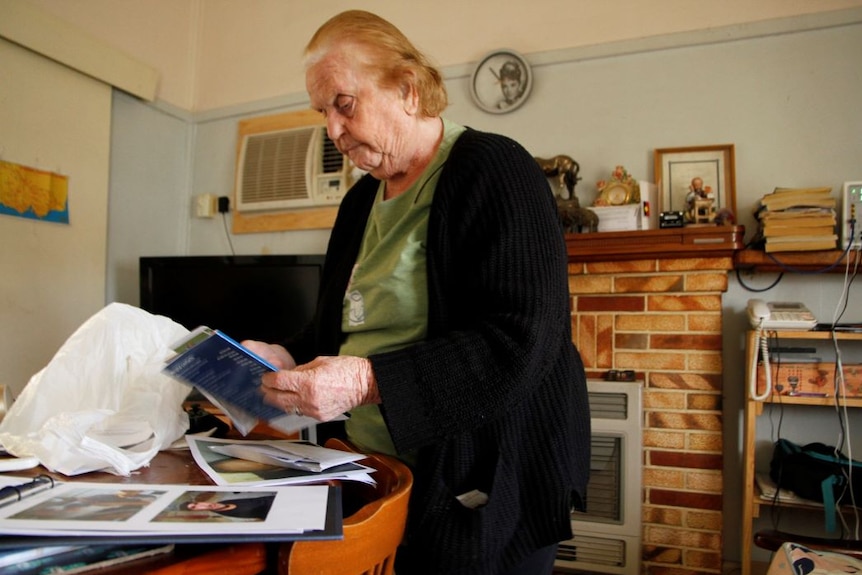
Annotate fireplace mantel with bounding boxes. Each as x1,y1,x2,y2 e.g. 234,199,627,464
566,225,744,262
565,233,740,573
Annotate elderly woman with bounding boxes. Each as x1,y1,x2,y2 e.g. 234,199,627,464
244,10,590,575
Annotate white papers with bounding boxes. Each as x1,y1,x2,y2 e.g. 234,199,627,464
0,479,330,537
210,440,366,472
187,436,376,486
755,472,822,506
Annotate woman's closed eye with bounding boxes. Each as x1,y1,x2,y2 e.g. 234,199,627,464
333,94,355,118
317,94,355,120
320,94,356,118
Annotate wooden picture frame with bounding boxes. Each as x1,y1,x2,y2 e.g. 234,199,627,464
654,144,736,218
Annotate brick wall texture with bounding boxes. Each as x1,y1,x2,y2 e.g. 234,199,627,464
568,256,733,575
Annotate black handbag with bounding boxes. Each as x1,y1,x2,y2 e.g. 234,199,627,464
770,438,862,532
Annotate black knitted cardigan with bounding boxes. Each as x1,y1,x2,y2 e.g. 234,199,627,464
286,127,591,575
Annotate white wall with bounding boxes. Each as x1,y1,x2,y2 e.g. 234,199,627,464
0,37,112,394
26,0,862,112
186,15,862,257
25,0,197,109
106,91,194,305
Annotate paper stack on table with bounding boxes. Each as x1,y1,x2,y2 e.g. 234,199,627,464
186,437,376,487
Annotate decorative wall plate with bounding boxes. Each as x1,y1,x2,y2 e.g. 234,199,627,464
470,49,532,114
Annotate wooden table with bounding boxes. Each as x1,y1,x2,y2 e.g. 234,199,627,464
1,424,319,574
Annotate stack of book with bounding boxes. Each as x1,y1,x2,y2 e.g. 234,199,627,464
755,186,837,252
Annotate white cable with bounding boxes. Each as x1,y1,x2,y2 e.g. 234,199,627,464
850,248,861,539
830,246,854,326
832,330,859,539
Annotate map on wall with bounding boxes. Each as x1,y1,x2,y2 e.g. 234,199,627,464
0,159,69,223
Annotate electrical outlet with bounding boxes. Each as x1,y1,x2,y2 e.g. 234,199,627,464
841,181,862,249
195,194,217,218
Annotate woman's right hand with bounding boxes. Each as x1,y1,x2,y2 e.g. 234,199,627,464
241,340,297,370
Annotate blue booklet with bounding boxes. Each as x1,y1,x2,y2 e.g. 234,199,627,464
163,327,285,421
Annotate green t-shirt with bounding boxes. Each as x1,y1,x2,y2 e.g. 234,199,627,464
340,119,465,459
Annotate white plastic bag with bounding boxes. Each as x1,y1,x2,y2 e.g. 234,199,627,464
0,303,192,476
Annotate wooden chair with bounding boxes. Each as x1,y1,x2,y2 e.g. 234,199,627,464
277,438,414,575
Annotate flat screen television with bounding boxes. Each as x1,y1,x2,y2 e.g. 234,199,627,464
139,255,326,344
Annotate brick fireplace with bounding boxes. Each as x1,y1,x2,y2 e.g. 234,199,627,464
566,225,743,575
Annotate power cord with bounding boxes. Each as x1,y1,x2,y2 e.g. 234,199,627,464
218,196,236,255
828,241,861,330
221,212,236,255
768,391,786,530
735,235,785,292
736,267,783,292
829,329,860,539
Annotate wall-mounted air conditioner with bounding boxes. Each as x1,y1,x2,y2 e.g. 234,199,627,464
235,125,350,212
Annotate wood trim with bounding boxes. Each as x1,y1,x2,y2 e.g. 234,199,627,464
734,248,861,273
566,225,744,262
0,0,158,101
231,109,339,233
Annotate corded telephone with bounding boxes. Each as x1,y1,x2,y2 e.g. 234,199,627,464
747,299,817,401
746,299,817,331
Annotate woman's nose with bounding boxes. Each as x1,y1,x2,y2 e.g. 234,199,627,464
326,115,344,141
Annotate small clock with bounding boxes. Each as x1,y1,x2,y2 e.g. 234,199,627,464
470,49,532,114
600,182,632,206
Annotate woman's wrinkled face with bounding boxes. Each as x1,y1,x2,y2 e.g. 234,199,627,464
306,48,411,180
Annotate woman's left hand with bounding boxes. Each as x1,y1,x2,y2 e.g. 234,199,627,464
260,355,380,421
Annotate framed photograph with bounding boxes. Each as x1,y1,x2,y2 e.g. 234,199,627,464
470,49,532,114
654,144,736,218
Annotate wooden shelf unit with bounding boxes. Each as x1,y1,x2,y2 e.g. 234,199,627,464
741,329,862,575
735,248,861,273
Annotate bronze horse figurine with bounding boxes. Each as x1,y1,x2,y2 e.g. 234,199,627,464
534,154,597,233
534,154,581,198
